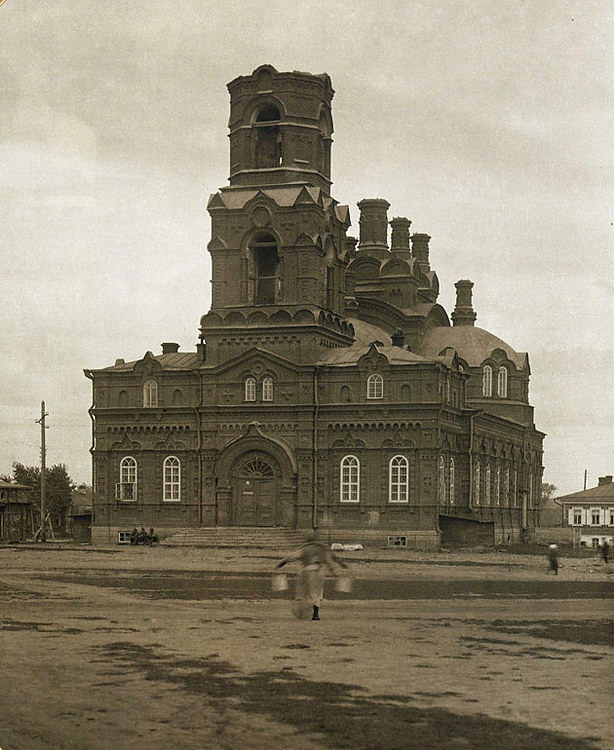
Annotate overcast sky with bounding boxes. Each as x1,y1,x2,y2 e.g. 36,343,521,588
1,0,612,495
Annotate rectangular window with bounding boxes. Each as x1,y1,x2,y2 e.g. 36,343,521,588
572,508,583,526
609,511,614,526
118,531,132,544
388,535,407,547
591,509,601,526
115,482,137,501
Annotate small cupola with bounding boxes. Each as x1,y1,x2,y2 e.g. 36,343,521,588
390,217,412,259
451,280,477,327
358,199,390,258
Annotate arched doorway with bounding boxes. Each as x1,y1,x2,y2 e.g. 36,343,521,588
232,452,278,526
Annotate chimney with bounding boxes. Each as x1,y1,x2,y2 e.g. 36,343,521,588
196,336,207,362
357,198,390,258
451,280,477,327
390,217,412,259
161,342,179,354
411,233,431,272
598,475,613,486
391,329,405,347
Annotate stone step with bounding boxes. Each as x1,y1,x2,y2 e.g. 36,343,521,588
161,527,307,548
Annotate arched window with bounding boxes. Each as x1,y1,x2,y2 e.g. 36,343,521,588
262,376,274,402
400,383,411,402
482,365,492,397
497,367,508,398
143,380,158,407
449,457,455,504
340,385,351,403
118,456,137,501
485,463,491,505
367,373,383,399
389,455,409,503
163,456,181,502
118,390,128,407
254,104,282,168
438,456,446,504
245,377,256,402
172,388,183,406
446,375,451,403
251,232,280,305
505,467,510,504
474,459,481,506
239,456,275,478
495,465,501,505
340,456,359,503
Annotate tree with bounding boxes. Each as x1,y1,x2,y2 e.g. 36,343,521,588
540,482,557,507
4,462,76,532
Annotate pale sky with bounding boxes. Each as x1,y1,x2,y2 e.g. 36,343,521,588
1,0,612,495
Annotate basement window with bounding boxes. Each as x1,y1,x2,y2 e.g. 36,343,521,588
118,531,133,544
388,535,407,548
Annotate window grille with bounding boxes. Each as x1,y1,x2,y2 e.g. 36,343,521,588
163,456,181,501
367,374,383,399
388,535,407,547
389,456,409,503
482,365,493,397
497,367,508,397
262,376,274,402
245,377,256,402
340,456,360,503
143,380,158,407
117,457,137,501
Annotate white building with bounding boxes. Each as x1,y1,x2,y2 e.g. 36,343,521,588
556,475,614,548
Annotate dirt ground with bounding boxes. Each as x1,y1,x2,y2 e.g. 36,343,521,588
0,544,612,750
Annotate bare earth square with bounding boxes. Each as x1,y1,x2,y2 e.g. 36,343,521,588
0,546,611,749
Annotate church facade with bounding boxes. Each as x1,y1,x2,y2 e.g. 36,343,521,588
85,65,544,548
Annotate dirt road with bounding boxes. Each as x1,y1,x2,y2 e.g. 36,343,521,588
1,545,611,749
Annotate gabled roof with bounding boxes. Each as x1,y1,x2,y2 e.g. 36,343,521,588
319,321,435,367
0,480,33,490
556,482,614,503
211,186,324,210
212,346,305,375
318,342,435,367
420,326,527,369
91,352,201,373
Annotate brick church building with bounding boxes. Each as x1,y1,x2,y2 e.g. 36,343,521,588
85,65,544,548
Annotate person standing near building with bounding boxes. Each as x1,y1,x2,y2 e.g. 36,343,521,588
275,532,348,621
599,540,610,564
547,543,559,574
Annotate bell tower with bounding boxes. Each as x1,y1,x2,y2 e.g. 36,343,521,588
227,64,334,193
200,66,354,366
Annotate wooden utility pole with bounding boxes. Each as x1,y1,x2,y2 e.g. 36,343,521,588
36,401,49,542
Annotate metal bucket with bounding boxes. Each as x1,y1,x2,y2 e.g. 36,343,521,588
335,575,352,593
271,573,289,592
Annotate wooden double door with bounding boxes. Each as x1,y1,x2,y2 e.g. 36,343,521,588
233,454,277,527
